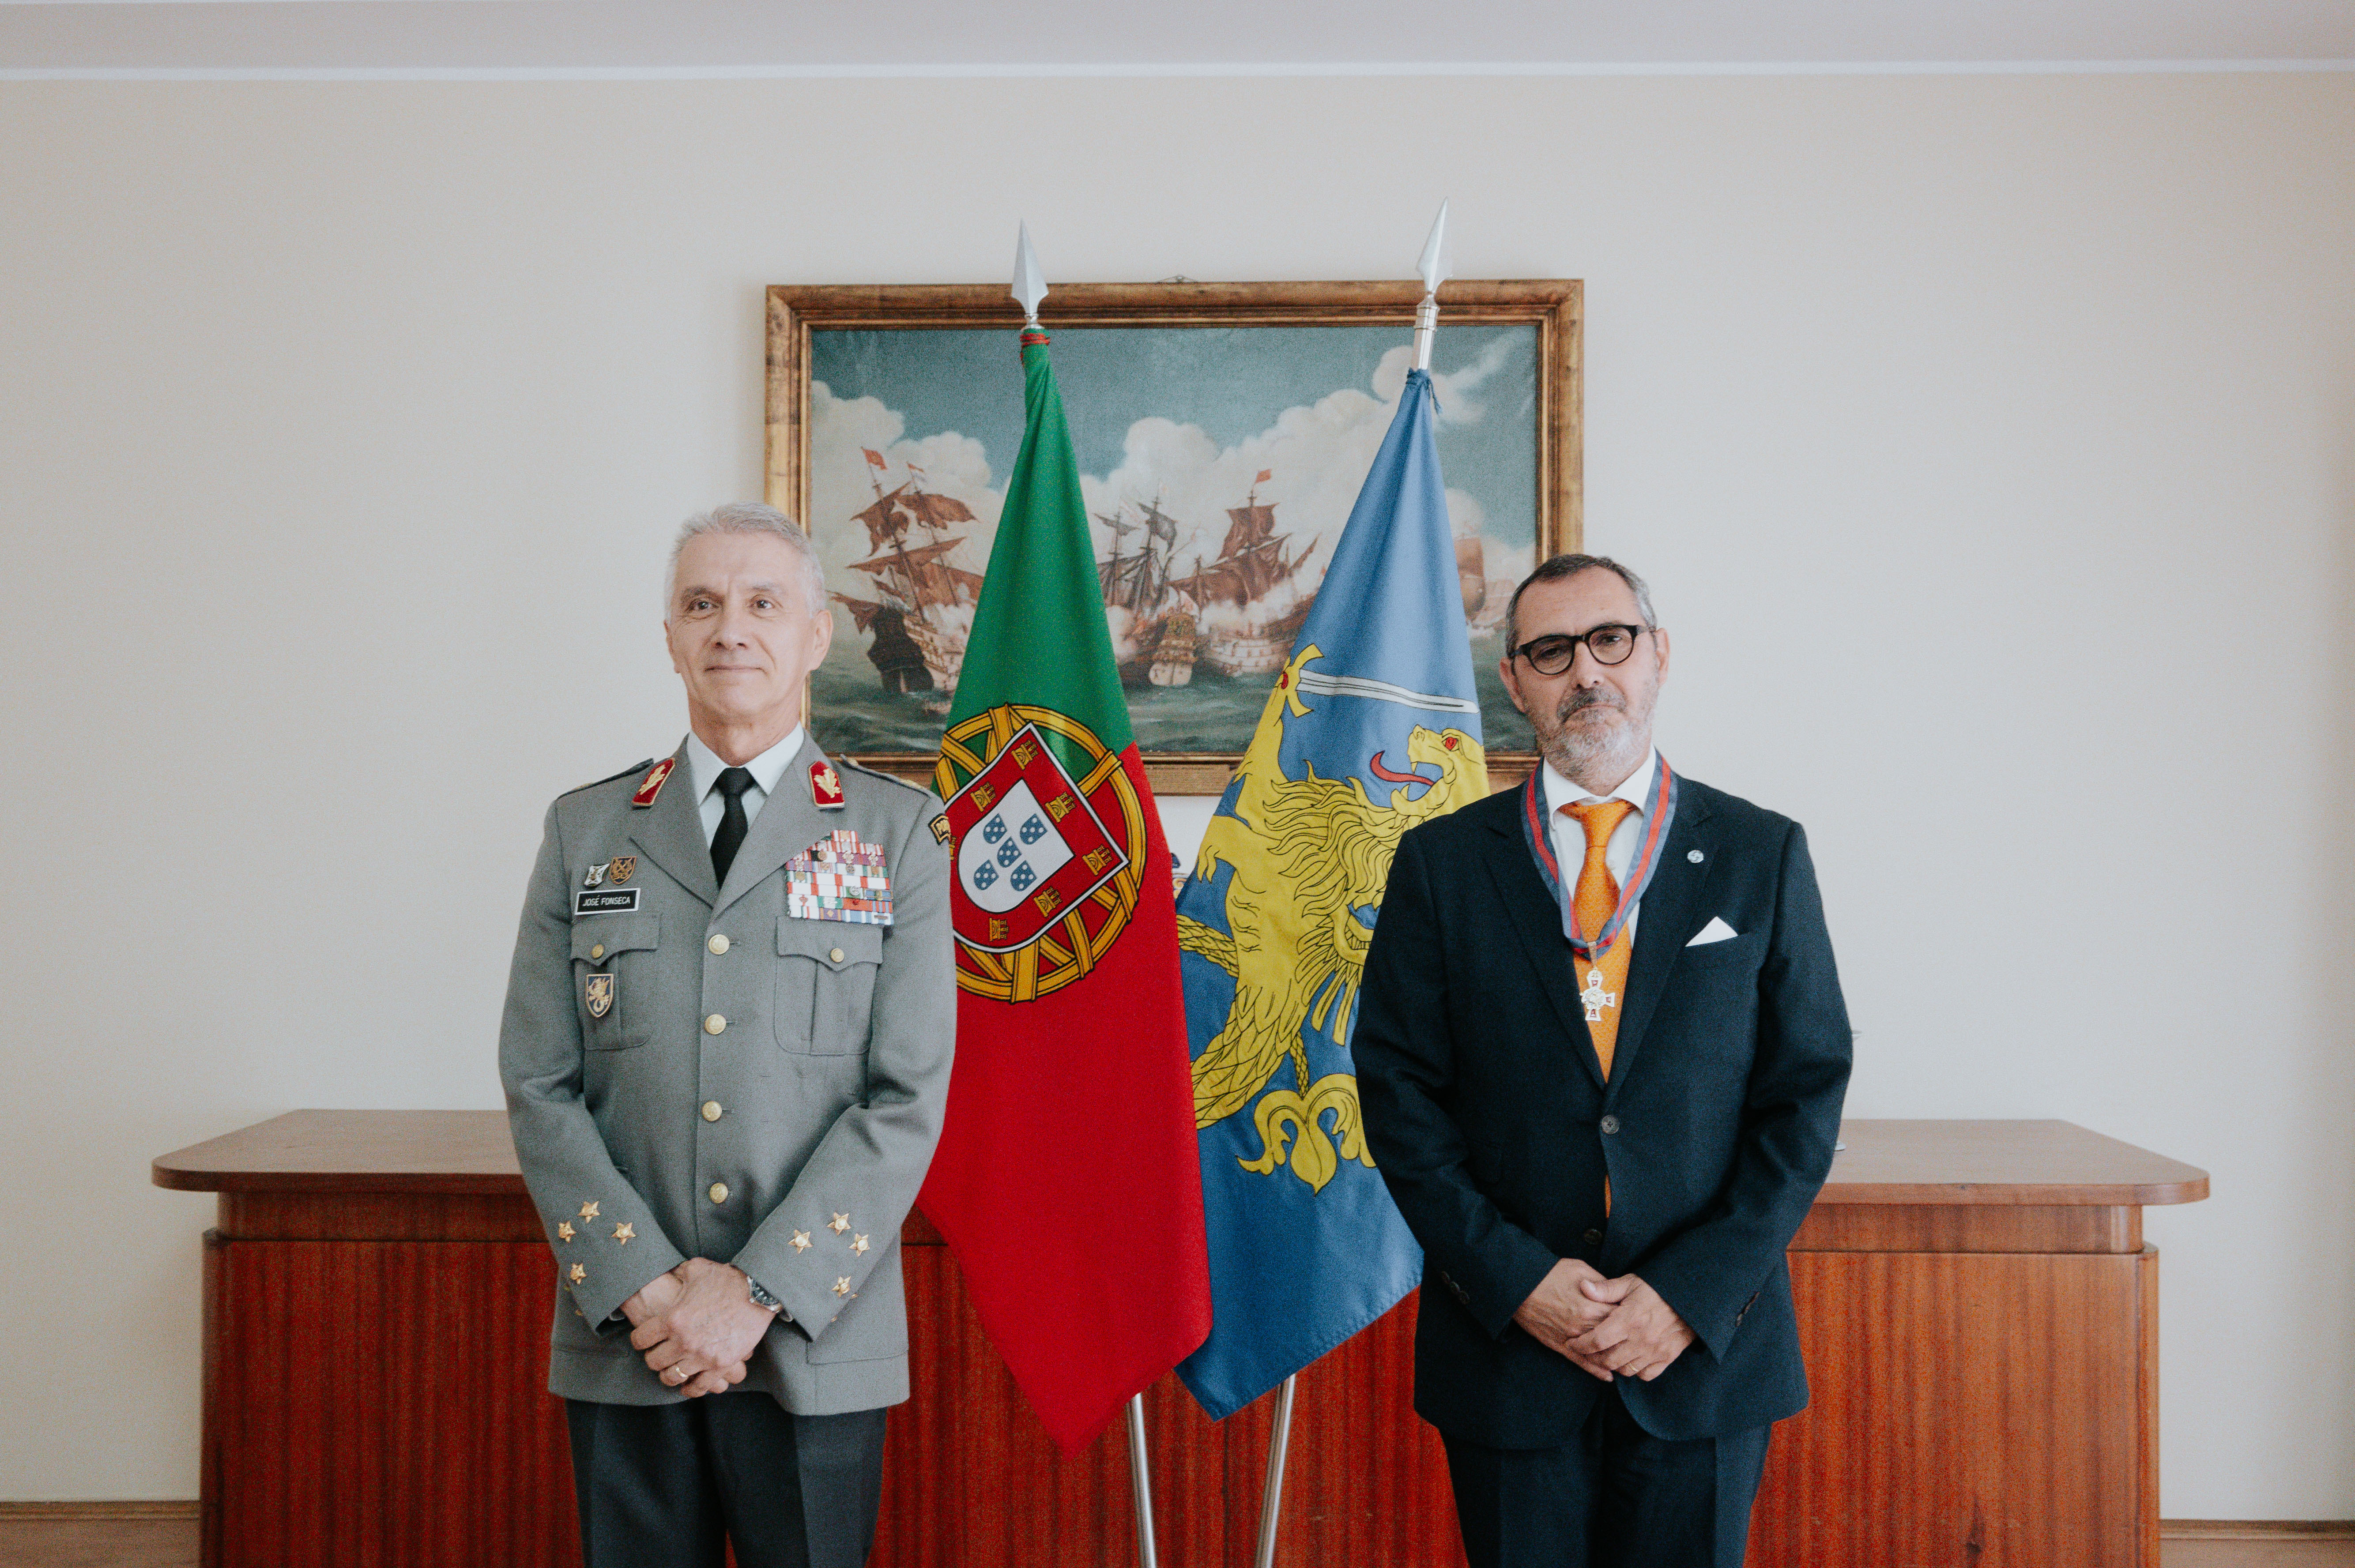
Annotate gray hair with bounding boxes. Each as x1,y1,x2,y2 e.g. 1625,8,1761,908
664,502,826,618
1503,553,1658,650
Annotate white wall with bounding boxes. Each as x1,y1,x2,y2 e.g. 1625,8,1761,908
2,71,2349,1514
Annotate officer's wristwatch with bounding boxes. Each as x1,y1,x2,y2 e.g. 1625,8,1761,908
745,1272,787,1319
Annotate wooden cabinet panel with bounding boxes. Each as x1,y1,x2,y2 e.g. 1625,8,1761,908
166,1117,2201,1568
203,1235,577,1568
874,1248,1461,1568
1752,1249,2150,1568
1261,1291,1465,1568
875,1238,1228,1568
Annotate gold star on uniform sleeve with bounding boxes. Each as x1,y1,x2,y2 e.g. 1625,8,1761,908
556,1221,575,1242
791,1230,811,1252
579,1201,600,1221
833,1277,852,1297
569,1263,586,1284
828,1213,850,1234
852,1234,870,1256
612,1223,634,1245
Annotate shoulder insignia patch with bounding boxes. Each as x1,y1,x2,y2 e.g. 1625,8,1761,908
840,757,930,796
631,757,678,809
561,759,656,798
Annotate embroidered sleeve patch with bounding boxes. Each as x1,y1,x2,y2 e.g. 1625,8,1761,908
785,830,892,925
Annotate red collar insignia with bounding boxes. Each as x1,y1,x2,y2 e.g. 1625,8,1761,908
810,760,847,809
629,757,676,809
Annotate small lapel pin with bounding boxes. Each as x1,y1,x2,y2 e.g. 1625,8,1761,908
583,862,609,888
1688,849,1704,863
609,856,636,884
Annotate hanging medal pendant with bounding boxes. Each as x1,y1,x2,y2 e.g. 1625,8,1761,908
1579,958,1616,1024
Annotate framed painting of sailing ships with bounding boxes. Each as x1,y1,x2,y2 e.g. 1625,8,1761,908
765,280,1581,791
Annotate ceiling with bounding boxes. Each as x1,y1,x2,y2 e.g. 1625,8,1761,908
4,0,2352,77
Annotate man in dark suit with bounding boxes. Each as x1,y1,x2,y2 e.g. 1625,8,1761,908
1355,553,1851,1568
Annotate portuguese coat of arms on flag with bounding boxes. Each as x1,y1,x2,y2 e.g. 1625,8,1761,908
916,326,1212,1455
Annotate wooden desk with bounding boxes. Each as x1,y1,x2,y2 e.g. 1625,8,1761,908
157,1114,2204,1568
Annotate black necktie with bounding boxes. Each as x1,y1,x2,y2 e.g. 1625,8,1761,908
710,767,757,886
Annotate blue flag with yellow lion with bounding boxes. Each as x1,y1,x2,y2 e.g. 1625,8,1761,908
1175,367,1488,1419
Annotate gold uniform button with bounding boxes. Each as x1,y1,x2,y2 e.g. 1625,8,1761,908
708,1182,729,1204
829,947,844,963
589,943,605,962
701,1101,723,1123
708,933,729,955
705,1014,726,1035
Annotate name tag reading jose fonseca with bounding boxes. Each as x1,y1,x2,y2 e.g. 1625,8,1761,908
574,888,641,916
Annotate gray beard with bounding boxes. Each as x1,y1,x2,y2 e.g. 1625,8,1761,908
1536,704,1647,792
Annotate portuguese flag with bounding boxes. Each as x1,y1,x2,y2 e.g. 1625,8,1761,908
917,328,1212,1454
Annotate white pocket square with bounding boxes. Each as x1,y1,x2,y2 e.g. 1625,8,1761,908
1687,916,1739,946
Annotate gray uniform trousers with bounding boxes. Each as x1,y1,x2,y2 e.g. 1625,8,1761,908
565,1397,884,1568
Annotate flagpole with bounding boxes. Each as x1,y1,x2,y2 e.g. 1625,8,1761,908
1251,1374,1299,1568
1125,1393,1161,1568
1413,199,1449,371
1243,206,1448,1568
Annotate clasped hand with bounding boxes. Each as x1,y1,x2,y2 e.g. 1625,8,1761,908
621,1257,776,1397
1511,1260,1696,1383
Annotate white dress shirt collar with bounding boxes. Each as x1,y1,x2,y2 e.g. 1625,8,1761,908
685,725,805,806
1540,746,1660,817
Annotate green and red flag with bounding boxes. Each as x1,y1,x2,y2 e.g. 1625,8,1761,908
916,280,1211,1453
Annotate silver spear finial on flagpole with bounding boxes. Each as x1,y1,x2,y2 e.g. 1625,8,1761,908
1413,199,1449,371
1013,221,1048,327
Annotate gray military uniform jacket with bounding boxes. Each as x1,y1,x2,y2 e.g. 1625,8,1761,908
498,733,954,1414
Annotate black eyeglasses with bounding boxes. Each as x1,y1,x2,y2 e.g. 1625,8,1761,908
1509,624,1654,675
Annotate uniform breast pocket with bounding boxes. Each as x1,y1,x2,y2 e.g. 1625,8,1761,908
776,919,884,1056
573,914,660,1050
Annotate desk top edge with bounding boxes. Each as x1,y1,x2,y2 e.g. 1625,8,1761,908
152,1111,2210,1205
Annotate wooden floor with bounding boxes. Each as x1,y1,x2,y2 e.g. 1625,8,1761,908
0,1513,2349,1568
0,1514,195,1568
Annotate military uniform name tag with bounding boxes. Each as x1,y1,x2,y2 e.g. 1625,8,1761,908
574,888,641,916
785,829,892,925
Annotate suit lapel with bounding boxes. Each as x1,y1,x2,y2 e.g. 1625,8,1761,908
1478,807,1607,1091
627,742,717,908
1605,782,1717,1099
714,736,829,918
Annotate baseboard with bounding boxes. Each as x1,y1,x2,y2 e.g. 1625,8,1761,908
0,1502,2346,1541
2163,1522,2355,1541
0,1501,198,1520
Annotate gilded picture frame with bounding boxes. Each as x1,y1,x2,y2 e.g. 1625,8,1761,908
765,280,1582,793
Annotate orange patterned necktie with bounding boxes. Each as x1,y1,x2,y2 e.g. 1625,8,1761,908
1564,799,1636,1079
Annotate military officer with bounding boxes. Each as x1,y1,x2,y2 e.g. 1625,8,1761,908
499,502,954,1568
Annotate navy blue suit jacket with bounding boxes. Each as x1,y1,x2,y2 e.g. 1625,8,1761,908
1354,773,1851,1447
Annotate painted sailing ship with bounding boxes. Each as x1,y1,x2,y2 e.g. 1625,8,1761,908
1456,535,1489,621
1098,497,1200,688
1171,473,1320,678
830,455,984,695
